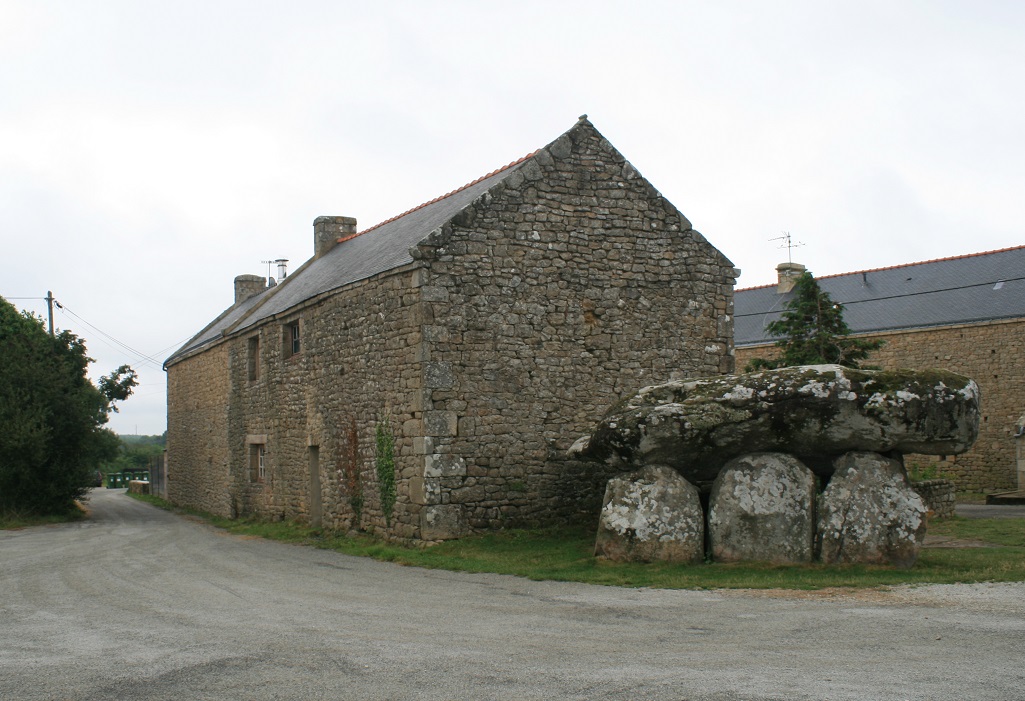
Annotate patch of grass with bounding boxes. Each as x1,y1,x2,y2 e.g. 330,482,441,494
928,515,1025,547
955,492,989,505
1,503,87,530
126,493,1025,590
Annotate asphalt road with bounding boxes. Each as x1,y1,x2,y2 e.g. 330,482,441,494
2,489,1023,701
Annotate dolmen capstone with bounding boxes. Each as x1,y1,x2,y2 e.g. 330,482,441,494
571,364,980,482
576,365,980,568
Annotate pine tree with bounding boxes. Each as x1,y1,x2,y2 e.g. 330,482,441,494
746,271,883,371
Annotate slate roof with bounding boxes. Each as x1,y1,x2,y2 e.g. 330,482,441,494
165,153,534,366
735,245,1025,346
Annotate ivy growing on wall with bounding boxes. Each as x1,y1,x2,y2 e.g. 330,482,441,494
375,420,396,526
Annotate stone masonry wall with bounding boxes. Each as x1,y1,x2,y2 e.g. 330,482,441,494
735,317,1025,492
912,479,956,519
224,267,425,538
168,120,737,542
166,343,231,514
411,121,737,536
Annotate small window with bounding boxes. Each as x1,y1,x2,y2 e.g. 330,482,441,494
249,443,266,482
247,336,260,381
283,320,301,359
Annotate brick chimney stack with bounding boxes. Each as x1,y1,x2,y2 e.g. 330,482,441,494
314,216,358,258
776,262,806,294
234,274,266,304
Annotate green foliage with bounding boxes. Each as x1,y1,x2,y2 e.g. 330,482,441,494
906,460,955,483
98,365,138,407
0,503,88,530
375,420,396,526
0,296,137,515
102,436,164,476
119,433,166,447
746,271,883,371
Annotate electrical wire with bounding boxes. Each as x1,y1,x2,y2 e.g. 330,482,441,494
53,301,189,370
734,276,1025,318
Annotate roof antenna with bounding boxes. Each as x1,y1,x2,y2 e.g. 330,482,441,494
260,259,288,284
769,231,805,264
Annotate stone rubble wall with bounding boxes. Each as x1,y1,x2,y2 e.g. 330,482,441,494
166,343,232,515
411,123,736,535
224,269,425,538
911,478,957,519
735,317,1025,492
167,269,426,538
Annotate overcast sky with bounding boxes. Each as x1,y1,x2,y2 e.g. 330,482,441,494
3,1,1023,436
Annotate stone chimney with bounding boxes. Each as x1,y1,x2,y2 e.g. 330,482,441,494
776,262,806,294
234,274,266,304
314,216,358,258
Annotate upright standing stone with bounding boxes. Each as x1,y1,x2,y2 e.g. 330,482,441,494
817,451,928,568
595,465,704,563
708,453,816,563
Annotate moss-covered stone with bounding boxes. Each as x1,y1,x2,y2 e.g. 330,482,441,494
574,364,980,484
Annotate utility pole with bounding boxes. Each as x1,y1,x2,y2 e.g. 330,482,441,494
45,291,54,336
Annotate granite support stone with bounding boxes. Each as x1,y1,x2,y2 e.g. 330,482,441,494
817,451,928,568
595,465,704,564
708,453,816,563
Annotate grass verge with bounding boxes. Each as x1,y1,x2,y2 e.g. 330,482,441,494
128,493,1025,590
0,504,87,530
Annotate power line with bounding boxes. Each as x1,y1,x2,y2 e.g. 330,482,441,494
734,276,1025,319
53,301,180,370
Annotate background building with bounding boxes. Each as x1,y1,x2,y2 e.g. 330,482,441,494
735,246,1025,493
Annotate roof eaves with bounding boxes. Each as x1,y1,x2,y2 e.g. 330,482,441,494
163,292,265,369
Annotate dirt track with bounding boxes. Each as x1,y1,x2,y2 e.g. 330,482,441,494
1,489,1022,701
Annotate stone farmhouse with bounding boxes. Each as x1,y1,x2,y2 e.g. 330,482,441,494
164,117,737,541
734,246,1025,494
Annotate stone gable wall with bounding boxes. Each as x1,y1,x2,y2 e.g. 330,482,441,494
166,343,231,514
412,123,736,535
735,317,1025,492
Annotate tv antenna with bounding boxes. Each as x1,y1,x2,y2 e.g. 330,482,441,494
769,231,805,264
261,259,289,282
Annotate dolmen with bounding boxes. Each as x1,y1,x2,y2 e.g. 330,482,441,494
571,365,980,568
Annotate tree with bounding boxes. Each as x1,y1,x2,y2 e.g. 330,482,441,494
102,435,165,476
0,296,137,515
745,271,883,371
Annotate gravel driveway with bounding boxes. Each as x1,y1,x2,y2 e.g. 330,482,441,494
2,489,1023,701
